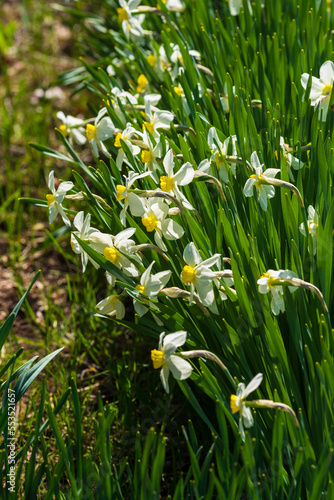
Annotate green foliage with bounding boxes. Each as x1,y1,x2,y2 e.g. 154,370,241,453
15,0,334,497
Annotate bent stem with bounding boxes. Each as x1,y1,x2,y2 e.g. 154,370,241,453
135,244,170,261
247,399,299,427
262,176,304,207
160,287,210,316
179,350,227,371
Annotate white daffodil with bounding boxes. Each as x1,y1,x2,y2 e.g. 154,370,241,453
181,242,221,307
133,261,171,317
86,108,115,157
142,100,174,139
71,211,100,273
243,152,280,211
56,112,86,146
257,269,298,315
299,205,319,255
140,129,163,181
46,170,73,226
116,170,150,226
159,149,194,209
141,198,184,251
228,0,252,15
207,128,238,182
96,293,125,319
170,43,201,65
230,373,263,441
110,87,138,124
114,123,141,169
301,60,334,121
164,0,185,11
151,331,193,393
89,228,141,281
278,137,304,181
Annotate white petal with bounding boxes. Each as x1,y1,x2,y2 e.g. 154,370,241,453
243,178,256,197
57,181,74,195
173,162,194,186
160,365,170,393
244,373,263,398
141,261,155,287
48,203,58,224
319,60,334,85
196,282,215,306
48,170,55,193
242,406,254,428
166,355,193,380
97,117,115,141
163,149,175,177
317,96,330,121
163,331,187,357
263,168,280,178
154,230,168,251
258,189,269,211
161,218,184,240
250,151,262,171
183,242,201,267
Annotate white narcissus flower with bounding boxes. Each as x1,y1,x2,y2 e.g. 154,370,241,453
170,43,201,65
278,137,304,181
301,61,334,121
56,112,86,146
140,129,163,181
151,331,193,393
141,198,184,251
71,211,100,273
86,108,115,157
257,269,298,315
164,0,185,11
133,261,171,317
89,228,141,281
116,170,150,226
207,128,238,183
181,242,221,307
243,152,280,211
114,123,141,169
143,100,174,139
299,205,319,255
96,294,125,319
230,373,263,441
228,0,252,16
46,170,73,226
160,149,194,209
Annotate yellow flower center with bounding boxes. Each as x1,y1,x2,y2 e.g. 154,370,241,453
116,185,127,201
114,133,124,148
230,394,242,414
214,152,225,166
151,349,165,369
117,7,128,22
103,247,120,264
59,124,68,137
143,121,154,135
308,222,318,232
136,74,149,93
322,84,332,96
46,194,56,207
147,54,157,67
174,86,183,96
135,284,146,295
141,150,154,163
142,215,159,232
86,124,96,141
181,265,197,284
160,176,175,192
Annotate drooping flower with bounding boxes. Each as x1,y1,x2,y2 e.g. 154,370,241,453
277,137,304,181
133,260,171,317
89,228,141,282
142,100,174,139
159,149,194,209
96,293,125,319
230,373,263,440
86,108,115,157
46,170,73,226
151,331,193,393
299,205,319,255
181,242,221,307
116,170,150,226
301,60,334,121
243,152,280,211
257,269,298,315
70,211,100,273
56,112,86,146
141,198,184,251
207,128,238,183
114,123,141,169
